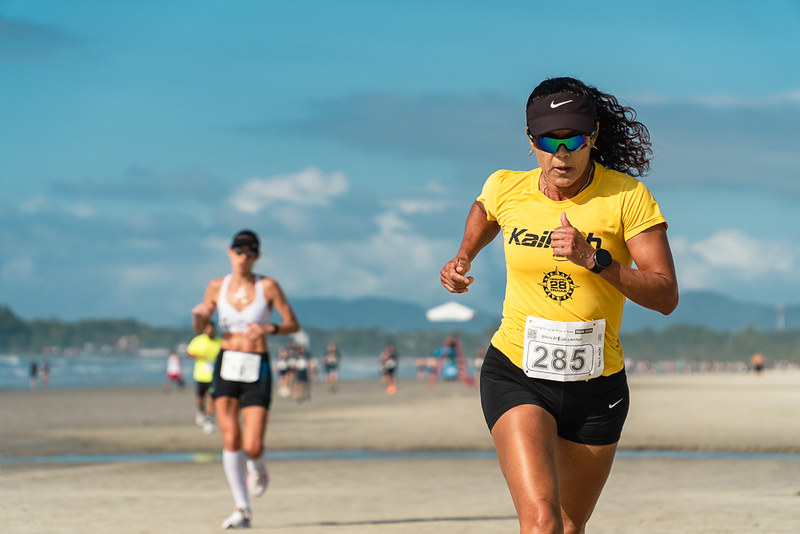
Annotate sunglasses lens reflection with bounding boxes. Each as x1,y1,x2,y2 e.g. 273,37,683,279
533,134,588,154
233,246,256,258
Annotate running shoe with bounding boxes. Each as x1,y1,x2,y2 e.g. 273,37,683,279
221,507,251,529
203,416,214,435
247,466,269,497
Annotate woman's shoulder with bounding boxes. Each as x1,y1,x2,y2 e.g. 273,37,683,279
596,165,649,193
205,276,226,293
484,168,538,194
255,274,278,288
488,168,537,183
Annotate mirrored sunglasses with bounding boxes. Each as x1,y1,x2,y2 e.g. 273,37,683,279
232,246,257,258
528,129,595,154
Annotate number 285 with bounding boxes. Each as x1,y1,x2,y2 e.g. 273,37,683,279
530,345,588,372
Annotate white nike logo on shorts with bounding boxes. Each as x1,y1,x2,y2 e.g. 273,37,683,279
608,398,623,409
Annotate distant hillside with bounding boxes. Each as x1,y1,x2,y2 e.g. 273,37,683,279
622,291,792,332
292,292,796,333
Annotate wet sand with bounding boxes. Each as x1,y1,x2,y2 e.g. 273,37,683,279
2,371,800,533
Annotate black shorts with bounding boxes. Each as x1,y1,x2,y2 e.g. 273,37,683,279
195,380,212,398
210,350,272,409
480,344,629,445
295,369,309,383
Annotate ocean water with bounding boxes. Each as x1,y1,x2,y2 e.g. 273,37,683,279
0,353,419,391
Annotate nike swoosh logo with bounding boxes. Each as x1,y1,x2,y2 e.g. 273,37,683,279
550,99,573,109
608,398,623,409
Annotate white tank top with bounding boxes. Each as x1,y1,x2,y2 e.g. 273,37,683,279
217,275,272,334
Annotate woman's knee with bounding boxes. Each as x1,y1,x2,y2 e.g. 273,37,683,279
217,417,242,450
243,442,263,459
517,498,563,534
221,431,241,451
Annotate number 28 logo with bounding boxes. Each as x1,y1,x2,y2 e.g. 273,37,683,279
539,267,578,303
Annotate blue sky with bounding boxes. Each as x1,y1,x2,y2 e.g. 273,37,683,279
2,0,799,326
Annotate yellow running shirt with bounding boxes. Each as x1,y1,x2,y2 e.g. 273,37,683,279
477,162,666,376
186,333,221,383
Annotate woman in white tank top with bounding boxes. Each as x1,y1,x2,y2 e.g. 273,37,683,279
191,229,300,528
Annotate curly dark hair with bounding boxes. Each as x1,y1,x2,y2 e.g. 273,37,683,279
526,77,652,177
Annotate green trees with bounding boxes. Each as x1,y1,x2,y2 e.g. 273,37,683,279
0,304,798,365
0,306,193,354
0,306,32,351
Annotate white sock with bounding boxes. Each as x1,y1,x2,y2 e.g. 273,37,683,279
246,452,266,475
222,449,250,510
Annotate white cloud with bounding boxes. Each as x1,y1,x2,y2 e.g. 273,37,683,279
64,203,98,219
690,89,800,108
267,204,319,235
253,205,458,306
627,92,669,105
632,89,800,109
670,230,800,304
0,258,37,284
669,236,716,291
375,211,410,234
690,230,797,277
229,167,349,214
117,264,172,293
18,196,99,220
19,196,50,214
423,180,449,195
395,198,447,215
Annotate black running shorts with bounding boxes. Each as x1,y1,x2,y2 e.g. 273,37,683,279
480,344,629,445
210,350,272,409
195,380,211,398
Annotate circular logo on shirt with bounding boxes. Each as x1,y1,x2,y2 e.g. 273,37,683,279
539,267,578,303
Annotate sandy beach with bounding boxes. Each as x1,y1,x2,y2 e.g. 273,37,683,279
2,371,800,533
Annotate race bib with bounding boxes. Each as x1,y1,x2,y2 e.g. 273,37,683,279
220,351,262,383
522,316,605,382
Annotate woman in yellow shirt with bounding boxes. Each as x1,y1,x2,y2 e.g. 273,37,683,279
440,77,678,533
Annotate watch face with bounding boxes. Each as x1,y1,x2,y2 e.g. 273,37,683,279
596,248,612,267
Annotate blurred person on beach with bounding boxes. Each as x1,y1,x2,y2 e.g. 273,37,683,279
164,350,185,392
379,344,398,395
323,341,341,392
40,360,50,388
292,344,313,402
186,322,222,434
29,360,38,390
440,76,678,533
750,350,766,376
415,357,427,381
437,337,461,381
425,355,438,379
275,345,293,398
473,346,486,384
192,229,299,529
415,355,437,382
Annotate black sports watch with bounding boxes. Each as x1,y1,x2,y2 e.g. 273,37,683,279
590,248,612,273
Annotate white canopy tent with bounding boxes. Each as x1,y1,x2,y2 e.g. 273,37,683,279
425,301,476,323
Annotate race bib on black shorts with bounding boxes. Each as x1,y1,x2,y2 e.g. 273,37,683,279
220,351,261,383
